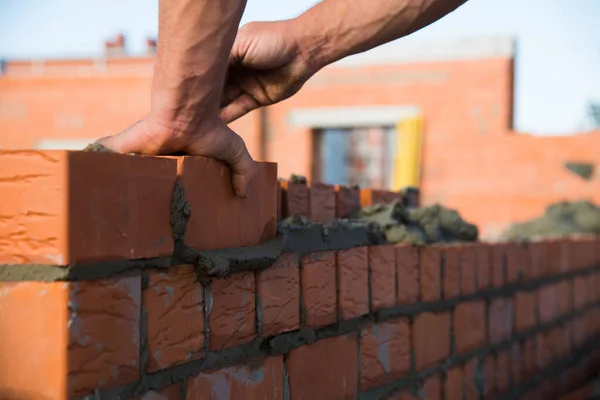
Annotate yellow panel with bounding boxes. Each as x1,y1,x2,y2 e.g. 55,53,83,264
391,115,423,190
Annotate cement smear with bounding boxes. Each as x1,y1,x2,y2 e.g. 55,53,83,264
350,201,479,245
502,200,600,240
83,142,112,152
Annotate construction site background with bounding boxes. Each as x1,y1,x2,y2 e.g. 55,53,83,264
0,34,599,239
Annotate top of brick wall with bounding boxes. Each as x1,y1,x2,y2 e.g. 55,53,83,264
0,36,514,78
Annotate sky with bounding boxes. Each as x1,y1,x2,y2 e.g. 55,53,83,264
0,0,599,135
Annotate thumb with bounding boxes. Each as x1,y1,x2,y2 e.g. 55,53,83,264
95,120,149,154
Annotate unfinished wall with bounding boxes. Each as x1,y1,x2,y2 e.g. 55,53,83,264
0,150,599,400
1,39,599,239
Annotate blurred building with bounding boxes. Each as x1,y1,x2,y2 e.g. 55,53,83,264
0,34,598,238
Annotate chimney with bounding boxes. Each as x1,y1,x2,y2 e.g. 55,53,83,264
146,37,157,55
104,33,126,57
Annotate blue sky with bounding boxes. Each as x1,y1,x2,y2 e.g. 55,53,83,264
1,0,599,135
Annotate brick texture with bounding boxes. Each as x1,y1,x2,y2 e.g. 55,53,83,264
421,247,441,302
176,157,277,250
309,182,335,223
396,245,419,305
0,277,141,398
412,312,450,370
287,334,358,399
335,185,361,218
301,251,337,327
257,253,300,336
360,319,410,390
454,301,486,354
186,356,283,400
0,150,176,264
280,180,309,218
337,246,369,319
369,245,396,311
515,291,536,332
209,272,255,350
443,246,461,299
145,266,204,372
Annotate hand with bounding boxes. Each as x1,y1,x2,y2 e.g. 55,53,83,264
95,112,256,198
219,20,323,123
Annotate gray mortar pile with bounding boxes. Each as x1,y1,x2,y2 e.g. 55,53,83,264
501,200,600,241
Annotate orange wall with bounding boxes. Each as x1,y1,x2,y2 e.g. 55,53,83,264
1,55,598,238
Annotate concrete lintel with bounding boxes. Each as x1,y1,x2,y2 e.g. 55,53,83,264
287,105,421,128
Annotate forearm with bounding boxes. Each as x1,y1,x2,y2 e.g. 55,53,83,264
294,0,468,68
151,0,247,121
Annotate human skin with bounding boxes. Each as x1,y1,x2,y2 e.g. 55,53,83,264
98,0,256,198
99,0,468,198
220,0,469,123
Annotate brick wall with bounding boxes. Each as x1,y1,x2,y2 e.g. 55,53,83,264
0,150,599,400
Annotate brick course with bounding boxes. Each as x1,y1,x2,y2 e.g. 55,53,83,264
0,151,599,399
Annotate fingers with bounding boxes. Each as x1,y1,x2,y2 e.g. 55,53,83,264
185,122,257,198
220,84,243,108
219,93,261,124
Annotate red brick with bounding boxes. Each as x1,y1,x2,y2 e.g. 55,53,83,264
423,375,441,400
463,360,479,400
505,243,521,283
496,351,510,394
445,367,464,400
412,312,450,370
475,243,491,290
257,253,300,336
592,273,600,302
209,272,255,350
557,239,572,274
335,185,361,218
280,180,309,218
573,277,588,308
489,298,513,343
460,245,477,295
369,245,396,311
0,277,141,399
454,301,486,354
515,291,536,332
442,246,460,299
396,245,419,305
145,266,204,372
337,246,369,319
558,323,573,358
301,251,337,327
177,157,277,250
536,330,561,369
0,150,176,264
538,284,559,324
421,247,441,302
491,243,505,287
483,355,495,396
186,356,283,400
557,280,572,316
529,241,546,279
522,339,537,377
287,334,358,399
545,240,560,275
510,344,522,387
309,182,335,223
360,319,410,390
